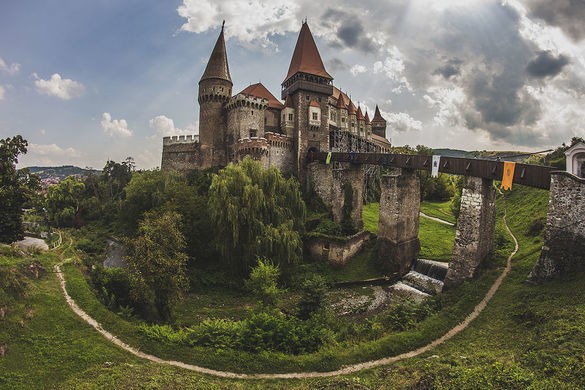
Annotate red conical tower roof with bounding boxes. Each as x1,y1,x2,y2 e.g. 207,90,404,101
356,105,364,120
372,105,386,122
347,99,357,115
200,22,232,85
283,21,332,83
365,110,371,124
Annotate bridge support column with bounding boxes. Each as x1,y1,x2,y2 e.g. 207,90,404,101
377,168,420,277
528,172,585,282
307,162,364,231
444,176,496,288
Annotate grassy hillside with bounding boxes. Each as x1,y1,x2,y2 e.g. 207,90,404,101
3,184,585,388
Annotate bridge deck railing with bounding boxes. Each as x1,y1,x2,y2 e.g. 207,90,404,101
312,152,554,189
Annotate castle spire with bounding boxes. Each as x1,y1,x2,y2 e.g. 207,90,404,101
200,22,232,85
283,22,332,84
373,105,385,122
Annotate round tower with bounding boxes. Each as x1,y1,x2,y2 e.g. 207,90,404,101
198,22,232,168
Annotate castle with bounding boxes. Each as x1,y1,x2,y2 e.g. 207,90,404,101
161,21,391,180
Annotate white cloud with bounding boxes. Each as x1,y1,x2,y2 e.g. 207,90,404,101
385,111,422,133
149,115,195,137
0,57,20,75
178,0,299,47
423,86,466,127
25,143,81,166
0,85,4,100
33,73,85,100
350,64,367,76
373,46,412,92
101,112,133,137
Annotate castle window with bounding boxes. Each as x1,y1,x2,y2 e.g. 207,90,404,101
249,129,257,138
342,117,346,123
251,110,254,115
312,112,319,121
318,97,322,102
306,95,310,101
288,113,293,121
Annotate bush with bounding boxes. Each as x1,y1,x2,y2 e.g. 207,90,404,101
298,275,328,319
245,258,283,307
138,323,188,345
188,318,244,350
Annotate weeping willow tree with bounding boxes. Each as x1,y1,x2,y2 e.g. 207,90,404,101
208,156,306,275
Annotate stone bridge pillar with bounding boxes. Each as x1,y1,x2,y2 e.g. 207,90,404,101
377,168,420,277
306,162,364,231
528,172,585,282
444,176,496,288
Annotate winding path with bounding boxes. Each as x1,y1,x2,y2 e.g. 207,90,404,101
54,200,519,380
419,212,455,226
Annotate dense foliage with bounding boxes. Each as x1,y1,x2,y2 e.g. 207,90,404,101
125,210,188,321
208,156,306,275
0,136,39,243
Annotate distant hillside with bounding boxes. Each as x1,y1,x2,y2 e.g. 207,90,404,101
25,166,99,180
433,148,540,163
433,148,478,158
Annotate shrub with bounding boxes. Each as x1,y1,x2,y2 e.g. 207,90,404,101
298,274,328,319
245,258,283,307
138,323,188,345
188,318,244,350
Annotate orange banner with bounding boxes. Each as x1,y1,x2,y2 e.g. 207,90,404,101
501,161,516,190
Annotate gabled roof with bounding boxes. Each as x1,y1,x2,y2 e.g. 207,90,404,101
309,100,321,108
283,22,333,84
200,22,232,84
240,83,284,109
333,86,350,107
372,105,386,123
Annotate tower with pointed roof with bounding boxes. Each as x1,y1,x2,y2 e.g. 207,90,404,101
198,21,233,168
281,21,334,179
371,105,387,139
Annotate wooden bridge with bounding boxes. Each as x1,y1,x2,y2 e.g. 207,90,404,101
312,151,555,189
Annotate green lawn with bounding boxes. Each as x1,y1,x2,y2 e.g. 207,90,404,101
6,185,585,388
363,202,456,261
420,199,457,224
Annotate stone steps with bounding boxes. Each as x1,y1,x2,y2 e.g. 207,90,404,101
402,270,445,295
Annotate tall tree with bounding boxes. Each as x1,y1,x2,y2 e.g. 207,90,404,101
0,136,29,243
208,156,306,275
125,210,188,321
45,176,85,227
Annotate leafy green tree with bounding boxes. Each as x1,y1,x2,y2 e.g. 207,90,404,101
298,274,328,320
244,258,283,307
0,136,31,243
125,210,188,321
46,176,85,227
208,156,306,275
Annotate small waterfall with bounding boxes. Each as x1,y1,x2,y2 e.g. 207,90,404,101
412,259,449,282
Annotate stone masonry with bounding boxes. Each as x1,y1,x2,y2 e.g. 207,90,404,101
377,168,421,277
307,162,365,230
444,176,496,288
528,172,585,282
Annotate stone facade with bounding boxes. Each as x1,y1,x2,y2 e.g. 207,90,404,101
444,176,496,287
528,172,585,282
306,231,372,266
377,168,421,277
307,162,365,230
161,135,201,171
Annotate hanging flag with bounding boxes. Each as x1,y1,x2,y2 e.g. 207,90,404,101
326,152,332,164
501,161,516,190
431,155,441,178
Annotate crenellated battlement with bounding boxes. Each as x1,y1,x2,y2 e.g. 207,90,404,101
265,132,293,149
163,134,199,146
225,93,268,111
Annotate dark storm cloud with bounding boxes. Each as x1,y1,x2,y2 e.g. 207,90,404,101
327,57,349,73
524,0,585,41
433,58,463,79
322,8,378,53
526,51,569,78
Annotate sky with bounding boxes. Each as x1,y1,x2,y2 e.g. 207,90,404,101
1,0,584,169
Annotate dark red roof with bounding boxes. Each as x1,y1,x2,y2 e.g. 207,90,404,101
356,106,364,120
347,100,357,115
372,105,386,123
372,133,391,146
309,100,320,108
365,111,371,124
240,83,284,109
283,95,294,108
284,22,332,83
200,23,232,84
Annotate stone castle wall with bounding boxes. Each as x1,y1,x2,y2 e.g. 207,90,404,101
529,172,585,282
306,231,372,266
266,132,294,175
161,136,201,172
